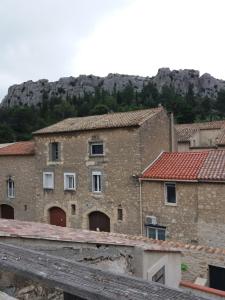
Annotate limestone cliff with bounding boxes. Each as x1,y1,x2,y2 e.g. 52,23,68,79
2,68,225,107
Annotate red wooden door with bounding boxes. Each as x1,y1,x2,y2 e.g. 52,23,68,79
1,204,14,219
49,207,66,227
89,211,110,232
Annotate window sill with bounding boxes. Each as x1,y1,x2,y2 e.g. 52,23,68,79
91,192,103,198
47,161,63,165
165,202,177,207
89,154,105,158
64,189,76,192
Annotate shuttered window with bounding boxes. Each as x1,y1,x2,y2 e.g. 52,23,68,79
43,172,54,189
92,171,102,192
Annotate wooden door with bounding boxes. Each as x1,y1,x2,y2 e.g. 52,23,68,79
89,211,110,232
0,204,14,219
49,207,66,227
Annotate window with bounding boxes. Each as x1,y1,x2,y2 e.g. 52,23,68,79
90,142,104,156
92,171,102,192
7,177,15,198
64,173,76,190
146,226,166,241
50,142,60,161
165,182,176,204
71,204,76,215
117,207,123,221
152,266,165,284
43,172,54,189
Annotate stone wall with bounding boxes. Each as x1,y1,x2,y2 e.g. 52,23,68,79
0,156,36,222
181,247,225,283
141,180,225,248
198,183,225,247
33,112,170,235
34,127,142,235
141,181,199,243
139,109,170,169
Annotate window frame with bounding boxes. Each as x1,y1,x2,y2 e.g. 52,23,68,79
64,172,76,191
49,142,60,162
7,177,15,198
92,171,102,193
90,142,104,157
43,172,54,189
164,182,177,206
117,207,123,221
146,226,166,241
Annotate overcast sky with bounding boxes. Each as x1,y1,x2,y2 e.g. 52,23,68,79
1,0,225,100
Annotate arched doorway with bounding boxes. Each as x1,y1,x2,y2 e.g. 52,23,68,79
89,211,110,232
0,204,14,219
49,207,66,227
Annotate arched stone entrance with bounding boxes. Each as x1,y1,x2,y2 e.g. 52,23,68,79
89,211,110,232
49,207,66,227
0,204,14,219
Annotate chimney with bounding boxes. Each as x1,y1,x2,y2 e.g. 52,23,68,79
169,112,175,152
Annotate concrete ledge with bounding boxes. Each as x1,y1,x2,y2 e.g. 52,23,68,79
180,280,225,297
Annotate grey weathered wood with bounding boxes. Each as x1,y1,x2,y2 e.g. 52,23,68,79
0,242,206,300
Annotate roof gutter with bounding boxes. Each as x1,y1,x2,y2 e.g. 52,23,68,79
139,178,198,183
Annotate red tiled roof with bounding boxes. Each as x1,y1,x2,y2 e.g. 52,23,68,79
198,150,225,181
142,152,208,180
142,150,225,181
0,141,35,156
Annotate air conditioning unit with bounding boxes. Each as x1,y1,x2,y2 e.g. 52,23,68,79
145,215,157,225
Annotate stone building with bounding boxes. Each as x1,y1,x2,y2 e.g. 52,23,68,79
32,107,171,235
0,142,35,221
175,120,225,151
0,107,172,235
140,150,225,247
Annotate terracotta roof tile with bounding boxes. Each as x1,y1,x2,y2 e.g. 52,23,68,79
33,107,163,135
175,120,225,142
216,128,225,145
0,141,35,156
142,150,225,182
198,150,225,181
0,219,179,253
142,152,208,180
0,219,224,256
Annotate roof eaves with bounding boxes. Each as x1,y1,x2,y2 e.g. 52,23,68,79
33,124,140,136
140,177,198,182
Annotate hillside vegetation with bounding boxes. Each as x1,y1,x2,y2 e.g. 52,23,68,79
0,84,225,143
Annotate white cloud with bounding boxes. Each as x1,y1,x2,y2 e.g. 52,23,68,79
1,0,225,101
0,0,128,99
73,0,225,79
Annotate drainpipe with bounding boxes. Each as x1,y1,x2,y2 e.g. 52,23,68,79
139,178,143,236
170,112,175,152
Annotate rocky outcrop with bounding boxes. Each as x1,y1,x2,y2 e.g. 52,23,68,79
2,68,225,107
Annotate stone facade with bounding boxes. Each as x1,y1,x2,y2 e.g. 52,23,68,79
141,180,225,247
0,155,36,222
0,109,171,235
33,109,170,235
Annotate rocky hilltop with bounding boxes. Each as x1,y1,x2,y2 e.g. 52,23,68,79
2,68,225,107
